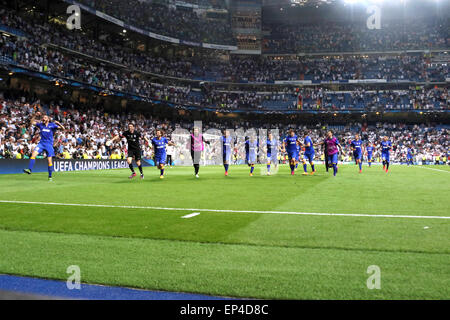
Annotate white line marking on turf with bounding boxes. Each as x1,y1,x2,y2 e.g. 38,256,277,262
0,200,449,220
181,212,200,219
414,166,450,174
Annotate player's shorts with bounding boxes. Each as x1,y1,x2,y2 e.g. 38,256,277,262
34,142,55,158
154,153,166,165
267,153,277,163
127,148,142,160
303,152,315,163
246,153,257,164
381,153,390,162
328,153,338,165
367,154,373,161
287,150,299,161
353,152,362,161
223,152,231,163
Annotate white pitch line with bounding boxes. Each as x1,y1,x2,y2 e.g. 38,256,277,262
0,200,449,220
414,166,450,174
181,212,201,219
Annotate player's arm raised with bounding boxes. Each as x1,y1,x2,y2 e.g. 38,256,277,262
202,135,211,145
54,120,65,131
29,112,41,126
108,134,120,145
313,139,324,147
143,135,151,146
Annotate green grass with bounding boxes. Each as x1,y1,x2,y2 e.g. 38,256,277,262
0,164,449,299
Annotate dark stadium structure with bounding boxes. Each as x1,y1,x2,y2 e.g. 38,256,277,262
0,0,448,119
0,0,449,303
0,0,448,160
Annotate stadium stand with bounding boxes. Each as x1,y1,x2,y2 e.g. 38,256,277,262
0,94,448,164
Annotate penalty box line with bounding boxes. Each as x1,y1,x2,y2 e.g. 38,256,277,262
0,200,449,220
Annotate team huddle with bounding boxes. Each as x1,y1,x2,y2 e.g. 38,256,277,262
22,113,396,180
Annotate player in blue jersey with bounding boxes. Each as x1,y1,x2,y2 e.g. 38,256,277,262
406,145,414,166
282,129,300,175
23,112,65,180
380,136,392,173
366,143,374,167
295,143,301,171
302,132,316,175
266,132,279,175
350,134,364,173
222,130,233,176
245,136,259,176
151,129,175,179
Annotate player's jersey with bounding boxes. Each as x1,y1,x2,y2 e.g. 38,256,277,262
351,139,363,155
381,141,392,154
303,136,314,154
267,139,278,157
123,130,141,150
152,137,168,156
222,136,232,155
325,137,340,155
36,122,58,144
407,148,413,158
366,146,373,156
245,139,259,156
284,135,298,153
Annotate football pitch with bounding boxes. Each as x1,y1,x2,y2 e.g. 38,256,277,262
0,164,449,299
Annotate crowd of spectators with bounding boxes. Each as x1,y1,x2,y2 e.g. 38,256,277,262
77,0,234,45
1,7,448,86
1,29,448,111
0,6,449,111
0,95,448,165
263,19,449,53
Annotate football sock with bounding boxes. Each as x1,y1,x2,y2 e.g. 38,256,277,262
28,157,35,171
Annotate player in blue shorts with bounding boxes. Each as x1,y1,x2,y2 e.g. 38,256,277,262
295,144,301,171
350,134,364,173
380,136,392,173
245,136,259,176
151,129,175,179
23,112,65,181
222,130,233,176
302,132,315,176
282,129,300,175
366,143,374,167
406,146,414,166
316,131,343,176
266,132,279,175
